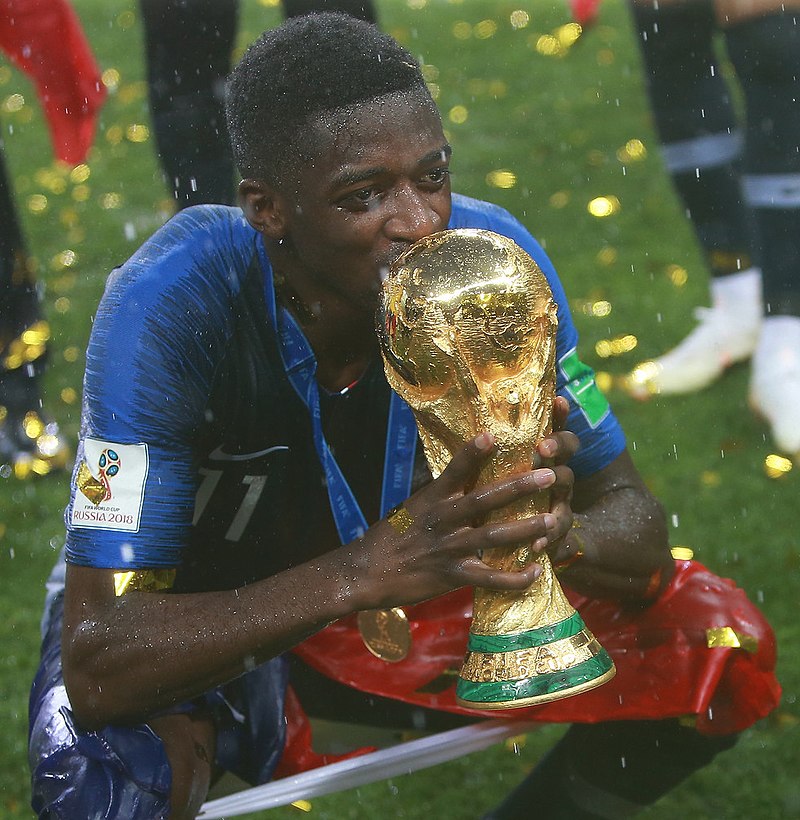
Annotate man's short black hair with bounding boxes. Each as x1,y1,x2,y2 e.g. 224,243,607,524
226,12,432,184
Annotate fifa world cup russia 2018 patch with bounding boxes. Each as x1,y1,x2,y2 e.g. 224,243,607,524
71,438,149,532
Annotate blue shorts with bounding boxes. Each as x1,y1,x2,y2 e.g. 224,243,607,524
28,591,289,819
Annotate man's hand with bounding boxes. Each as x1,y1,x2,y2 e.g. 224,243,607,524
345,396,580,610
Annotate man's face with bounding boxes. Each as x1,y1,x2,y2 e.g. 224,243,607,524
275,90,453,318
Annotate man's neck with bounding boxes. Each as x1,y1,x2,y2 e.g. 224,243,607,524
271,263,378,393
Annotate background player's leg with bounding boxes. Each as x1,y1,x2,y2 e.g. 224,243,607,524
725,11,800,454
483,719,738,819
0,147,67,477
140,0,239,209
627,0,761,397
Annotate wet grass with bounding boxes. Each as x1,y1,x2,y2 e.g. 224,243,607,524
1,0,798,817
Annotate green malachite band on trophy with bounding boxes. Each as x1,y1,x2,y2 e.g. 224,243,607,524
455,650,615,704
466,611,585,654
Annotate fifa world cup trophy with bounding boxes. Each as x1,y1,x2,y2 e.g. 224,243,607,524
377,229,615,709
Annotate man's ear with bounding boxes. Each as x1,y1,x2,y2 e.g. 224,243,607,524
238,179,287,239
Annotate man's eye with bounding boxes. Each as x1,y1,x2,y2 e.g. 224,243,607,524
339,188,378,209
426,168,450,185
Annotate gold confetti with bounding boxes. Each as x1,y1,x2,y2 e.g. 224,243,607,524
764,453,793,479
666,264,688,287
114,569,176,596
102,69,120,91
290,800,312,812
474,19,498,39
54,297,71,314
587,196,620,218
510,10,530,29
597,48,615,66
549,191,569,209
23,411,45,440
700,471,721,487
70,164,91,184
595,371,613,393
34,168,67,194
616,138,647,163
452,21,472,39
504,734,528,751
27,194,48,214
21,323,49,348
407,0,427,8
0,67,11,85
14,458,33,480
421,64,439,82
116,10,135,29
486,169,517,189
101,193,123,209
535,34,563,57
706,627,758,653
556,23,582,48
596,247,617,266
258,0,280,6
53,275,76,296
2,93,24,113
671,546,695,561
126,124,150,143
59,208,80,229
587,149,607,167
595,334,637,358
50,250,77,271
426,83,441,100
61,387,78,405
118,81,148,105
626,360,659,394
6,323,50,369
773,711,799,728
448,105,468,124
63,346,80,363
105,125,124,145
72,185,90,202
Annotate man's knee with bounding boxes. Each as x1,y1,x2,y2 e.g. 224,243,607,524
29,696,172,819
29,592,172,819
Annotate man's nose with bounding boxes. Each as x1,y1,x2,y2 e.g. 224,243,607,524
385,185,443,242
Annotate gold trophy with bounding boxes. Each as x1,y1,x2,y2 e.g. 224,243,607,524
377,229,615,709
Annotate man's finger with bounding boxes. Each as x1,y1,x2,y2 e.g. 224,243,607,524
553,395,570,431
458,557,542,590
432,432,495,496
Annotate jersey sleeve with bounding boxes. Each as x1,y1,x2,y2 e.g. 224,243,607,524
65,206,257,569
449,195,626,478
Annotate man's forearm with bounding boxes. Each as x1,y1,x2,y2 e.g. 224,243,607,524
62,553,362,730
552,450,673,601
557,501,672,600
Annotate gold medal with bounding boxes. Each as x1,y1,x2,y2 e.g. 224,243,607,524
357,607,411,662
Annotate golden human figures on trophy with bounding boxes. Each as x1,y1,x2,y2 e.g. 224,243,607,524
376,228,615,709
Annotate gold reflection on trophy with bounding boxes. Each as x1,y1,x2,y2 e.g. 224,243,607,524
377,229,615,709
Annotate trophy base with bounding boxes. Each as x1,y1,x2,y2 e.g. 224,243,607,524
454,611,616,710
455,658,615,710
